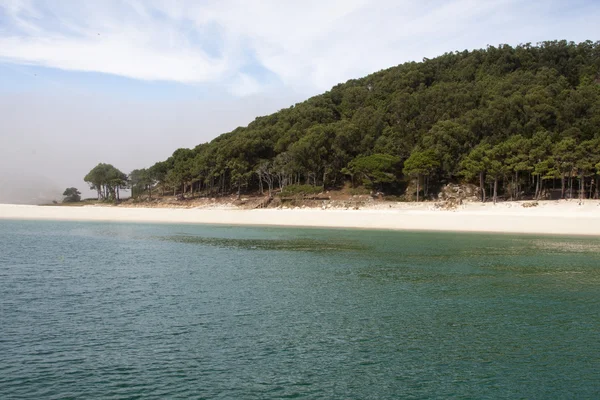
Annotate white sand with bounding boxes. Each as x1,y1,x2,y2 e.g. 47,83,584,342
1,201,600,236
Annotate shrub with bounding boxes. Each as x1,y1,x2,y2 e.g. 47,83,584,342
348,187,371,195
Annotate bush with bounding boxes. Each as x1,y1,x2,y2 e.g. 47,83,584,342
62,187,81,203
347,187,371,195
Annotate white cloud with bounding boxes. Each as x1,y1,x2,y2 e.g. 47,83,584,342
0,35,226,82
0,0,599,96
228,73,263,97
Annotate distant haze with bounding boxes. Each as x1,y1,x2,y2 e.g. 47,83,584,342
0,175,62,205
0,92,300,203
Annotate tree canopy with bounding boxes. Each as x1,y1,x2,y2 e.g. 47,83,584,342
345,154,401,190
62,187,81,203
99,41,600,202
84,163,127,202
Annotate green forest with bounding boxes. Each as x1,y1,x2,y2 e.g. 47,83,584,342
86,40,600,203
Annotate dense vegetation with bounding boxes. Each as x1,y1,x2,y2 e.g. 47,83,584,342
99,41,600,202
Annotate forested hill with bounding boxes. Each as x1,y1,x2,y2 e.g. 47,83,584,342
124,40,600,202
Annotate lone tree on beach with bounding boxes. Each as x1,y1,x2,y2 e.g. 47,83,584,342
62,187,81,203
84,163,128,202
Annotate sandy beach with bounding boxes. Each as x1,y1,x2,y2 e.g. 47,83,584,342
2,201,600,236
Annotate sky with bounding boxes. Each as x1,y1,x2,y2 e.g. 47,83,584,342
1,0,599,203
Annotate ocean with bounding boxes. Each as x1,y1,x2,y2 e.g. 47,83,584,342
1,220,599,399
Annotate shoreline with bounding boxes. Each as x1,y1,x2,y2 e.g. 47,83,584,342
2,201,600,236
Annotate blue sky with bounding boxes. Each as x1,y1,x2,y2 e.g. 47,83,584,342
0,0,599,202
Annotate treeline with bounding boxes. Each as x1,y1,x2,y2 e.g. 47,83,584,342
105,41,600,202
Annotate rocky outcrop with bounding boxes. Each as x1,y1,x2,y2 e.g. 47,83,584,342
438,184,482,203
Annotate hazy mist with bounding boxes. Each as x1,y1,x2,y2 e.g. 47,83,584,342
0,92,301,204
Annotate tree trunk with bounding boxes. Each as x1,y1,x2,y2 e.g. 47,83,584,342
561,173,565,199
515,171,519,200
480,171,485,202
493,178,498,204
569,172,573,199
416,176,420,202
530,172,533,193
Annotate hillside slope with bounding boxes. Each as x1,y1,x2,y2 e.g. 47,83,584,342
131,40,600,202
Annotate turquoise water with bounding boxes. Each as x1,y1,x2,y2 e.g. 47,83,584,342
1,220,599,399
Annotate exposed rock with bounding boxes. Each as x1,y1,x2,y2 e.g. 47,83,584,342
522,201,539,208
438,184,481,203
433,198,462,210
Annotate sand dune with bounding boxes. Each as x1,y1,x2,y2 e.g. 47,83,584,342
1,201,600,236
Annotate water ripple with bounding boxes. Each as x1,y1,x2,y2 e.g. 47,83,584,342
0,221,598,399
